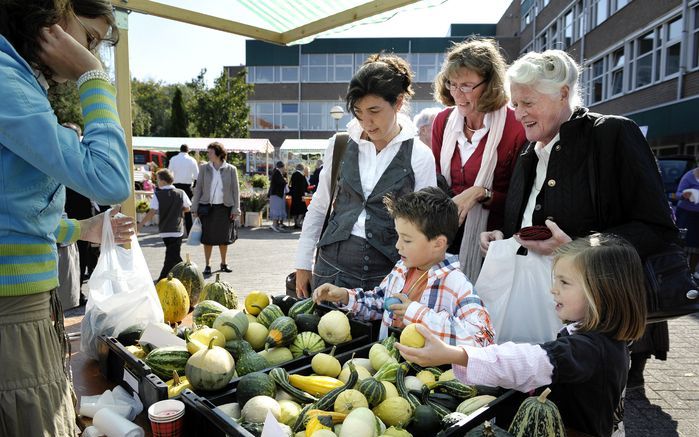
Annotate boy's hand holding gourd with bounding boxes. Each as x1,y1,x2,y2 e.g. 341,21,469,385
312,283,349,305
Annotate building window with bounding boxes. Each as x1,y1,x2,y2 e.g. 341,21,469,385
665,17,683,77
409,53,444,83
612,0,629,13
247,66,300,84
301,101,352,131
591,0,609,29
693,6,699,69
633,31,656,88
575,0,585,41
250,102,299,130
333,54,354,82
591,58,606,104
610,48,625,97
564,10,574,48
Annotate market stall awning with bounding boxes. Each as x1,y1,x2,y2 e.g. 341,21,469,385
280,139,330,155
112,0,423,45
132,137,274,153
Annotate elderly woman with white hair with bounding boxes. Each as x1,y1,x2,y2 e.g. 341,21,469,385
413,107,441,148
479,49,681,426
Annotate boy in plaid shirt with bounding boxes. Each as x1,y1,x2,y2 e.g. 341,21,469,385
313,187,494,346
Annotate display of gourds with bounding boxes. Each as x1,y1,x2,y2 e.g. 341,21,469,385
155,274,190,324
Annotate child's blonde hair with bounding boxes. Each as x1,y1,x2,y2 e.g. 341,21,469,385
553,234,647,341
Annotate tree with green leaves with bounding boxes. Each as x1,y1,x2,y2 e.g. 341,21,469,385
188,69,253,138
48,82,82,127
131,78,172,136
169,87,188,137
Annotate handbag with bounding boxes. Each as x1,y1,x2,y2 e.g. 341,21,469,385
587,141,699,321
287,133,350,297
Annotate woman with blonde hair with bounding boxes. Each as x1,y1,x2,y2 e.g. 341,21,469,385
431,38,527,281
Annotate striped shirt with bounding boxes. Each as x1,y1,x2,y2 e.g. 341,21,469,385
342,254,495,346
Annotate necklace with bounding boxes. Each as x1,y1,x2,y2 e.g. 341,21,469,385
465,125,478,132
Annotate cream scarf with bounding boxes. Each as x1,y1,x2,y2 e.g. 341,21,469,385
440,105,508,282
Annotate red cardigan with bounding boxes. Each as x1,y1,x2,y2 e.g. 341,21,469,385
431,106,527,231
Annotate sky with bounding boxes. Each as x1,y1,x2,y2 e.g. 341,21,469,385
125,0,513,86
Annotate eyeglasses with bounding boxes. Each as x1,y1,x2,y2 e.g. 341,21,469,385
447,79,487,94
73,12,101,52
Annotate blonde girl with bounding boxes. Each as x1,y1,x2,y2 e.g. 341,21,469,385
396,234,647,437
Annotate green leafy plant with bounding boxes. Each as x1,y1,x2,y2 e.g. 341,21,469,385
136,200,150,213
250,174,270,189
242,193,267,212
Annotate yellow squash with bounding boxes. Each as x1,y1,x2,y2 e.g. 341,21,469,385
166,370,192,398
245,291,269,316
288,374,344,397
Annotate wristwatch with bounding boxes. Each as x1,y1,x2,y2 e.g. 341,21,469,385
479,187,492,204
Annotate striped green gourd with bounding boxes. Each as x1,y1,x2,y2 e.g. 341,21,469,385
395,363,421,411
356,377,386,407
268,368,318,404
200,274,239,309
169,254,205,307
429,379,478,399
256,304,285,328
144,346,191,381
236,371,276,407
420,385,450,418
264,316,298,349
292,361,359,432
373,361,399,383
192,300,228,327
287,298,316,319
289,331,326,358
379,333,401,360
508,388,566,437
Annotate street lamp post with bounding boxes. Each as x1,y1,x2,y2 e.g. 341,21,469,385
330,105,345,132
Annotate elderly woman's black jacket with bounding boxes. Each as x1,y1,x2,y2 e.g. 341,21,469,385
502,107,679,260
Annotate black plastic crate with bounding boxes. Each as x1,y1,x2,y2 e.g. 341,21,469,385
96,335,168,410
179,389,253,437
197,341,522,436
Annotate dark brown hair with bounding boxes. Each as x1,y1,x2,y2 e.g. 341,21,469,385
156,168,174,184
346,53,414,116
433,38,508,112
0,0,118,71
384,186,458,245
207,142,227,161
553,234,648,341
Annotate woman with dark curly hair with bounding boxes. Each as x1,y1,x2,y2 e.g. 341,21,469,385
0,0,132,435
294,53,437,297
431,38,527,281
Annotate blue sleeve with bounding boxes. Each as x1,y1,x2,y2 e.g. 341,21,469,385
0,67,130,205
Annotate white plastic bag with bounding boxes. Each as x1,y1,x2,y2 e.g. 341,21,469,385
81,209,164,360
187,217,202,246
475,237,562,344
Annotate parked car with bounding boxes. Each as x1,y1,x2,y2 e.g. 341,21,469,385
658,155,697,204
134,149,168,169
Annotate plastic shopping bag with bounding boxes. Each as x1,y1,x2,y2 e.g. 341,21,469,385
187,217,202,246
81,209,164,360
475,237,562,344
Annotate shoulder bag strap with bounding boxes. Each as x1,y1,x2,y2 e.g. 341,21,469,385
320,132,350,237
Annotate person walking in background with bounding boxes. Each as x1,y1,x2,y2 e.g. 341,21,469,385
191,142,240,276
0,0,133,434
294,53,437,297
269,161,289,232
137,169,191,281
289,163,309,229
169,144,199,234
431,38,527,281
308,159,323,192
675,165,699,276
413,107,441,148
141,172,155,191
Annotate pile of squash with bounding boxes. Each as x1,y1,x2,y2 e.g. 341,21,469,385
217,333,514,437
